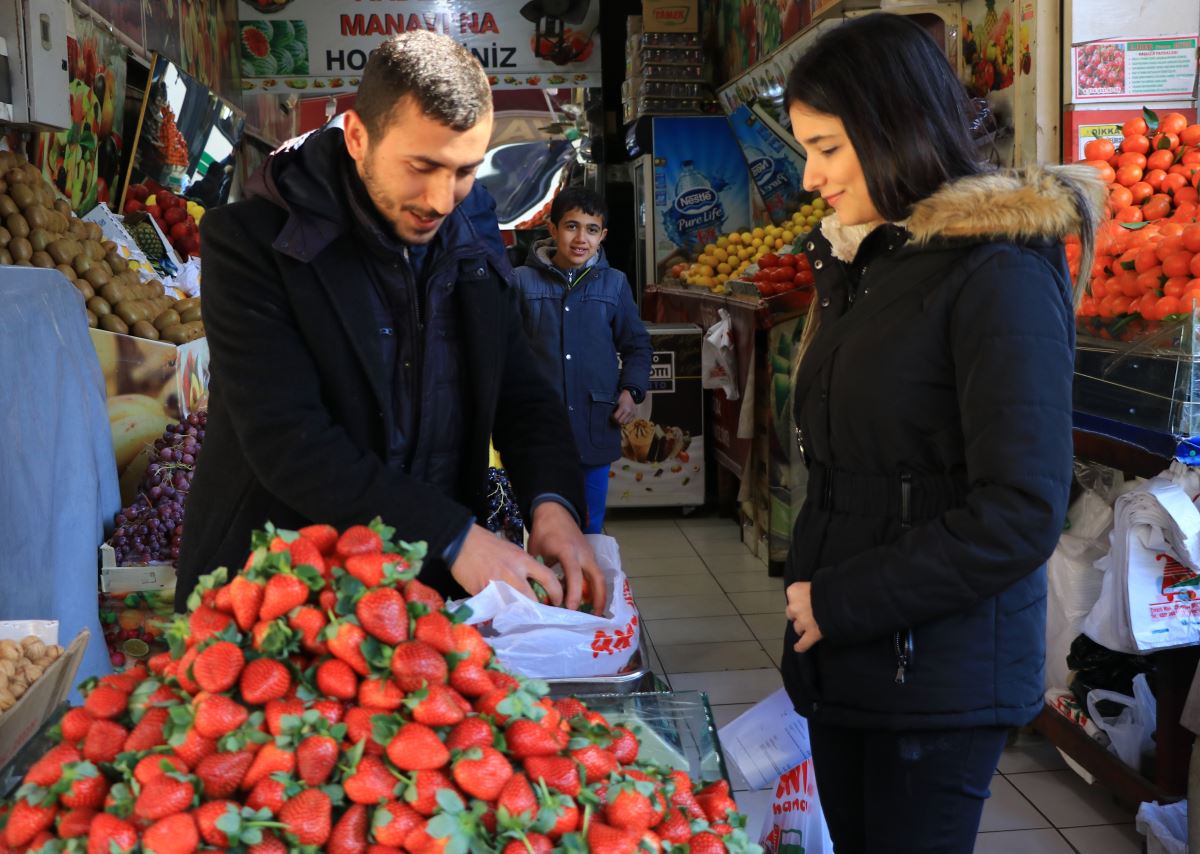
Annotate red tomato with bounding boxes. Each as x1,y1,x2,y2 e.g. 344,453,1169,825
758,253,779,269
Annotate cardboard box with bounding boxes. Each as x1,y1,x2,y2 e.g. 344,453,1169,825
98,547,176,670
0,630,89,772
643,0,700,33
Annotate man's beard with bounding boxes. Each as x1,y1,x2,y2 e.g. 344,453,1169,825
361,154,445,243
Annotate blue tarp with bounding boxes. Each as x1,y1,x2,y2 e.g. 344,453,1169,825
0,268,119,699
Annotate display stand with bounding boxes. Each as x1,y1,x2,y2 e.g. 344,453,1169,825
1034,416,1200,808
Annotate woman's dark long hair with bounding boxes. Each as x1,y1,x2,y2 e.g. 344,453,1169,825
786,13,985,221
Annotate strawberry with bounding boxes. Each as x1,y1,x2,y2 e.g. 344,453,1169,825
451,623,491,667
215,583,235,613
82,719,128,764
390,640,448,692
403,579,445,610
192,641,245,693
403,822,446,854
319,588,339,614
265,697,306,736
360,676,405,710
413,610,455,653
372,800,424,847
240,657,292,705
505,720,561,759
687,831,727,854
288,536,327,577
60,707,94,744
490,672,522,692
452,745,512,801
317,657,360,700
572,744,618,784
328,620,371,676
610,725,639,764
289,606,329,654
449,661,495,698
250,831,289,854
194,694,249,738
58,762,109,810
23,743,81,787
86,812,138,853
134,754,189,786
329,802,369,854
57,807,96,838
403,769,457,816
125,706,170,752
337,525,382,560
194,799,239,846
299,524,339,554
149,650,175,674
229,575,265,631
407,684,466,727
446,716,494,752
175,646,202,695
297,734,340,786
83,683,129,720
313,698,346,725
357,587,408,645
280,788,332,846
246,776,288,815
242,742,296,790
606,784,656,832
667,770,705,820
142,811,200,854
695,779,736,825
524,756,580,796
189,605,234,645
587,821,641,854
501,834,552,854
3,798,57,848
490,774,531,822
134,772,196,821
344,753,400,804
173,727,217,769
344,705,388,755
260,573,311,621
473,687,512,722
385,722,449,771
656,809,692,845
345,553,401,588
195,750,254,798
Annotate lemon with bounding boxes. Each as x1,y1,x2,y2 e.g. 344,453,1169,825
782,229,795,242
728,233,743,245
750,227,764,239
716,236,729,248
774,238,784,249
713,248,728,262
717,262,732,274
122,638,150,658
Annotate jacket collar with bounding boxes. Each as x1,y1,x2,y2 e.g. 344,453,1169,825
527,237,609,285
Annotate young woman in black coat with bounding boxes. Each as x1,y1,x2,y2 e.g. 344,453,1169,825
779,14,1104,852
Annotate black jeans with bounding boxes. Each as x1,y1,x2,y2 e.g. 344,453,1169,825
808,722,1009,854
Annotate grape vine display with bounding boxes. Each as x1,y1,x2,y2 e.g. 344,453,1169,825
109,412,206,564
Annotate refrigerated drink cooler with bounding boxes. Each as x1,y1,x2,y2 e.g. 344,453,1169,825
608,323,704,509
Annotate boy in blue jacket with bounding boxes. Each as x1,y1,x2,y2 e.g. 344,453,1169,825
514,187,653,534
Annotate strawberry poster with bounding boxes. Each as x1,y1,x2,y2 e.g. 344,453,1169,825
1073,35,1199,102
237,0,602,94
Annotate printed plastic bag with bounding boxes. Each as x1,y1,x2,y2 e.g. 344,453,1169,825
448,535,640,680
759,759,833,854
702,309,739,400
1086,672,1157,773
1136,800,1187,854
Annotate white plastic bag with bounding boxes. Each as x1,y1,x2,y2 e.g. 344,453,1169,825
702,308,739,400
448,535,640,680
759,759,833,854
1086,672,1157,772
1137,800,1188,854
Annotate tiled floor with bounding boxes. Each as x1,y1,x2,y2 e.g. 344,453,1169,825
605,510,1142,854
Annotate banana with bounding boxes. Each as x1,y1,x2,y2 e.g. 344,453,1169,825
110,412,172,472
118,445,154,505
106,393,166,425
90,329,120,393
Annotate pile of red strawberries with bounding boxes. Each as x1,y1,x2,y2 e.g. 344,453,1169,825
0,522,760,853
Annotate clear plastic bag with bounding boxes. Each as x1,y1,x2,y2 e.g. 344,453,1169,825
1136,800,1187,854
1086,672,1157,773
702,309,739,401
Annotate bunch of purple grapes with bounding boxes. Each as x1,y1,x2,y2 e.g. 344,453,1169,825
485,467,524,546
109,411,206,564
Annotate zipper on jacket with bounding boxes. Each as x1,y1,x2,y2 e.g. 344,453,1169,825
894,628,913,685
899,472,913,529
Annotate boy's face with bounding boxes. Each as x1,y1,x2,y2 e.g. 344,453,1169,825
548,208,607,270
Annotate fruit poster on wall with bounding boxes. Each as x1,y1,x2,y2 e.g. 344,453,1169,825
716,0,759,83
1072,36,1199,102
32,9,126,213
757,1,809,61
963,0,1015,96
84,0,144,44
142,0,181,70
179,0,241,100
238,0,602,94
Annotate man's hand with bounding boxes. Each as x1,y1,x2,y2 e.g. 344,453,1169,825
786,582,823,653
451,524,565,604
527,502,606,612
611,390,637,425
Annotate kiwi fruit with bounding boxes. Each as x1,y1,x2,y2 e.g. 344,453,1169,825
130,320,160,341
72,280,94,300
0,248,11,265
0,226,11,246
85,310,97,329
86,296,111,317
0,196,16,218
106,252,128,273
47,239,73,265
5,213,28,239
28,228,50,253
179,305,203,324
153,309,181,331
73,254,92,275
100,283,127,305
23,205,47,229
8,183,33,209
56,263,77,282
8,237,32,262
160,323,189,345
98,314,128,334
30,250,53,268
53,199,70,217
83,267,110,289
174,297,200,312
116,301,148,325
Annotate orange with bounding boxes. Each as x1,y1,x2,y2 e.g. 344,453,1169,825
1162,113,1189,135
1108,185,1134,211
1130,182,1154,204
1182,125,1200,146
1189,253,1200,278
1123,134,1152,154
1145,169,1167,191
1174,202,1199,221
1116,165,1144,186
1117,151,1148,169
1137,270,1165,293
1137,293,1158,317
1158,295,1182,318
1158,235,1186,260
1163,173,1189,195
1162,251,1193,278
1152,132,1181,151
1181,224,1200,252
1164,277,1190,297
1135,247,1161,272
1144,195,1173,220
1117,204,1145,223
1090,277,1109,299
1084,137,1117,161
1148,149,1176,171
1123,117,1150,137
1176,187,1200,206
1183,149,1200,165
1160,222,1186,238
1084,160,1117,184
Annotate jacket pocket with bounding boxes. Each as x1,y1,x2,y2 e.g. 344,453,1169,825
588,390,619,453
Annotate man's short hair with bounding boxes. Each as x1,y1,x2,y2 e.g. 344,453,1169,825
355,31,492,137
550,186,608,227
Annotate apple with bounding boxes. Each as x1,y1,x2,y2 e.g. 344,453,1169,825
124,199,144,214
164,206,187,226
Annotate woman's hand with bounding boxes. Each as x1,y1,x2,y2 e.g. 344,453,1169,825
786,582,824,652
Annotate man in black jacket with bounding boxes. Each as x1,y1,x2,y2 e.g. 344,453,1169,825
177,31,602,611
